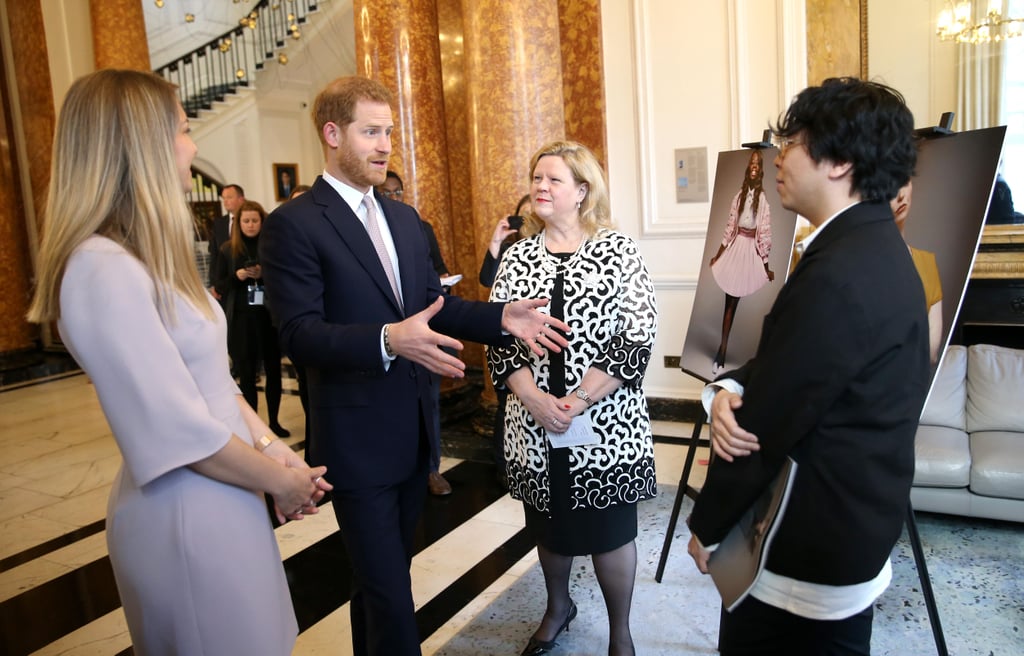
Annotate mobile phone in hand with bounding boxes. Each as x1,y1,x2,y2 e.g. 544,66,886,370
507,215,524,230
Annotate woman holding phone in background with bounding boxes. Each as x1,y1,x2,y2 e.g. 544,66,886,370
480,194,530,287
214,200,290,438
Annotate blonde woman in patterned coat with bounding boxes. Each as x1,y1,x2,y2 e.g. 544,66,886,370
487,141,658,656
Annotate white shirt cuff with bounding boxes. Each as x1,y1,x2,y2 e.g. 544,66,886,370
701,378,744,415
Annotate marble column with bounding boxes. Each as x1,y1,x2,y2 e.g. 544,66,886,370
0,0,54,353
806,0,865,83
89,0,150,71
445,0,565,409
460,0,566,269
353,0,457,281
558,0,607,169
353,0,605,403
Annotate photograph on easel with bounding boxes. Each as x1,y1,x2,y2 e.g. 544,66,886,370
679,147,800,383
898,125,1006,378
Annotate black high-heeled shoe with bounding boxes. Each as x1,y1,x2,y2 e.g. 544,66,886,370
269,422,291,438
520,600,578,656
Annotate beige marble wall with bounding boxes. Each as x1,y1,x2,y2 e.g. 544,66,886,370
559,0,607,169
806,0,866,84
0,0,54,353
89,0,149,71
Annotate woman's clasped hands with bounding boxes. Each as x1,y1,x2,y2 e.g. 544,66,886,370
263,440,333,523
522,387,576,434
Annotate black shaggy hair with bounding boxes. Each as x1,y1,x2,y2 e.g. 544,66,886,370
773,77,917,202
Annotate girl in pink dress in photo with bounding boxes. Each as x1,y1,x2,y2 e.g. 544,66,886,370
709,149,775,374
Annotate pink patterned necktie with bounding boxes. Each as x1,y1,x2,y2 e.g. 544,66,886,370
361,195,403,309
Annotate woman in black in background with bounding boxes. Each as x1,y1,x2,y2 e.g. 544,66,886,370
215,200,290,437
479,193,530,286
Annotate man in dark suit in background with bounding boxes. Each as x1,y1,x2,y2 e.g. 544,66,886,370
687,78,931,655
259,76,568,656
278,169,294,200
208,183,245,301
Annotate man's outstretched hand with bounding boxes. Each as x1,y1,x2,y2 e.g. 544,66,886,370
387,297,466,377
501,299,571,356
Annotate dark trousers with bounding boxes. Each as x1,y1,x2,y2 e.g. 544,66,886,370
232,307,282,421
719,595,873,656
331,448,430,656
294,363,311,464
429,377,441,472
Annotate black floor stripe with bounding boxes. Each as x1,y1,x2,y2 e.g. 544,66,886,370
285,459,509,631
415,528,534,641
1,460,510,654
0,557,121,656
0,519,105,573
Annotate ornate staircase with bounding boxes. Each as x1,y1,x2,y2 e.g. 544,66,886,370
154,0,325,119
152,1,332,229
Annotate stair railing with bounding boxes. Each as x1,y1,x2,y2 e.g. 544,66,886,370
154,0,323,118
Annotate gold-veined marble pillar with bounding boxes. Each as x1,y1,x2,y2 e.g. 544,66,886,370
558,0,606,169
460,0,565,272
353,0,457,278
806,0,866,84
0,0,54,353
454,0,566,412
89,0,150,71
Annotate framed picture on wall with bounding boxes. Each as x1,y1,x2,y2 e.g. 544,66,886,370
273,163,298,201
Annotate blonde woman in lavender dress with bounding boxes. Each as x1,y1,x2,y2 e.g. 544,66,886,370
27,69,331,655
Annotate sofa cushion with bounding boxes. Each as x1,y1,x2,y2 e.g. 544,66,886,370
913,424,970,488
970,431,1024,500
920,345,966,430
967,344,1024,433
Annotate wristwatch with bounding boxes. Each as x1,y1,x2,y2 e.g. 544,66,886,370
575,388,596,407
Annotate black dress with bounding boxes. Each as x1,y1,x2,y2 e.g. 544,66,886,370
213,235,283,421
522,251,637,556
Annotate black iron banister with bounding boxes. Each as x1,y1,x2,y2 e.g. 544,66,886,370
154,0,322,118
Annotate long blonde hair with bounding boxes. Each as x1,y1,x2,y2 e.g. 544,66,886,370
27,69,212,323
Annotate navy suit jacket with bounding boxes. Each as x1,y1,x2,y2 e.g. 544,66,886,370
689,200,931,586
259,176,505,489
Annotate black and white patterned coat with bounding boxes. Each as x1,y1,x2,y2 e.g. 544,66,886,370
487,228,658,513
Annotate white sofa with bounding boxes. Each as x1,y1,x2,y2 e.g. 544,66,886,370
911,343,1024,522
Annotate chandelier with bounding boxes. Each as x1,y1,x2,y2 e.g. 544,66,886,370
937,1,1024,43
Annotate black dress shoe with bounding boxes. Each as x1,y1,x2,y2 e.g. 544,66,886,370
520,600,577,656
269,423,291,438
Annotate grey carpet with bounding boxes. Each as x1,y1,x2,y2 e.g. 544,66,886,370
436,485,1023,655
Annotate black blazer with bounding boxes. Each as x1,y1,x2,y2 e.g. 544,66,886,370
689,200,931,586
207,213,231,288
259,177,507,489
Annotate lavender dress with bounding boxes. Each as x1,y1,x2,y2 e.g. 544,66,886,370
58,236,297,655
